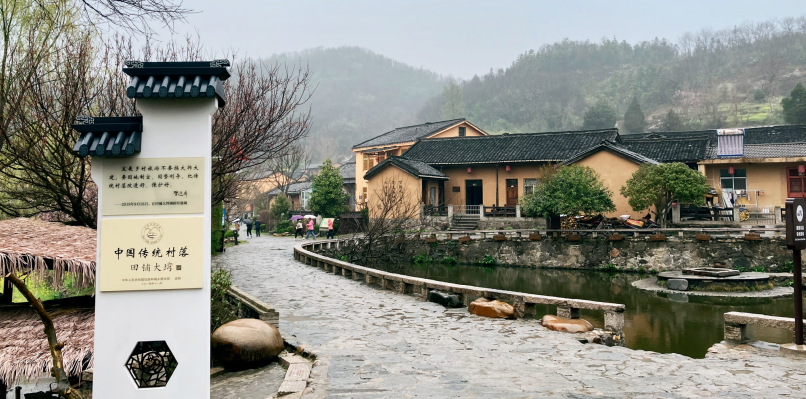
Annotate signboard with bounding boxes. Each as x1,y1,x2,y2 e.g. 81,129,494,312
786,198,806,250
99,217,204,291
102,157,205,216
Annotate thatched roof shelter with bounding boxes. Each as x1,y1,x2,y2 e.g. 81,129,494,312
0,296,94,386
0,218,96,289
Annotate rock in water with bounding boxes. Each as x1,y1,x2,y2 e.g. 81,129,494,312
666,278,689,291
428,290,461,308
468,298,516,319
211,319,284,371
541,315,593,333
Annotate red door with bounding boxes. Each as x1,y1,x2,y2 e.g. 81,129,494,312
788,168,806,198
506,179,518,207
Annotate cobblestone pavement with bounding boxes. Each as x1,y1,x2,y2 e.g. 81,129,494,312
217,236,806,398
210,363,286,399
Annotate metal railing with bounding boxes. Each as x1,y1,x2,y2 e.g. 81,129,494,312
454,205,481,215
423,205,448,217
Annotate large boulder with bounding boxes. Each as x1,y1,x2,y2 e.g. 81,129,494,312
428,290,461,308
666,278,689,291
541,315,593,333
468,298,516,319
211,319,284,371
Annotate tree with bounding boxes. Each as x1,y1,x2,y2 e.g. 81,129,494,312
782,83,806,124
623,97,646,133
582,100,617,130
270,192,292,219
520,165,615,218
620,162,709,227
440,80,465,120
659,109,685,131
308,159,349,217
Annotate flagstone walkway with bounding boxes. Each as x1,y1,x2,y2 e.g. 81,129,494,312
217,236,806,398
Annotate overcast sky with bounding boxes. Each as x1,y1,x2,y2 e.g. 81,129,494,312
154,0,805,78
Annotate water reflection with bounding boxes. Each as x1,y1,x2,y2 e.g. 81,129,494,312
390,263,804,358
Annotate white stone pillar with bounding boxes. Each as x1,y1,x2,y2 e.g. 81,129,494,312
447,204,453,219
92,98,217,398
515,204,521,219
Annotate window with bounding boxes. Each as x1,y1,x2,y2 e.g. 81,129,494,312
361,187,368,200
459,127,466,137
363,155,369,171
788,168,806,198
524,179,537,195
720,168,747,191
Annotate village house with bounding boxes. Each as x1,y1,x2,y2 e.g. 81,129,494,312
352,118,488,208
358,118,806,222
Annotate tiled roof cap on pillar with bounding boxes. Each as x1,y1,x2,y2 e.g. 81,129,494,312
122,59,231,106
71,116,143,158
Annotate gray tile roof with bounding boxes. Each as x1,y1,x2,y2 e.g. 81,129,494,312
71,116,142,158
268,181,312,195
123,60,231,106
402,129,619,165
339,161,356,183
562,141,660,166
363,156,448,180
620,136,709,162
646,125,806,159
353,119,468,149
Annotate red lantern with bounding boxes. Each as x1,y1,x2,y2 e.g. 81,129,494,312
505,165,511,172
467,167,472,174
799,165,805,174
728,166,735,175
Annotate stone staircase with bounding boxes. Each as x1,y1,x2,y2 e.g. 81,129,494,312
451,214,479,231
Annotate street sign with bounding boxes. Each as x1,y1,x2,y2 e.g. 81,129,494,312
784,197,805,346
785,198,806,250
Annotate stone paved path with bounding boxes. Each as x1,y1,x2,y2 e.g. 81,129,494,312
217,236,806,398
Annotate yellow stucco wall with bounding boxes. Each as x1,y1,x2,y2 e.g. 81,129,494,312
439,164,548,207
573,150,643,218
365,165,422,218
428,122,485,139
702,162,805,210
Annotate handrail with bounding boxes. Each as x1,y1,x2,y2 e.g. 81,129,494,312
293,238,627,334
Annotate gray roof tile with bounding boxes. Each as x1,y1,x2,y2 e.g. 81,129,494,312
353,119,467,149
403,129,619,164
562,141,660,166
363,156,448,180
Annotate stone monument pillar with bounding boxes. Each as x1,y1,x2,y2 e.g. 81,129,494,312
74,60,230,398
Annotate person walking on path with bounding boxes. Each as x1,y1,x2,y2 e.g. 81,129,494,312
254,220,261,237
305,218,316,240
326,218,335,239
295,220,304,239
244,218,253,238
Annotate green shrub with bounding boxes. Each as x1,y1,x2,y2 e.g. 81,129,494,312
440,256,457,265
600,263,618,273
478,255,496,266
224,229,237,238
211,268,237,333
211,202,224,254
781,261,794,273
275,220,294,234
412,253,432,264
752,266,766,273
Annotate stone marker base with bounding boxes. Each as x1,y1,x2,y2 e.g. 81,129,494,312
779,343,806,359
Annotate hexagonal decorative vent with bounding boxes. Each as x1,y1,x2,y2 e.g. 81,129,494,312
125,341,178,388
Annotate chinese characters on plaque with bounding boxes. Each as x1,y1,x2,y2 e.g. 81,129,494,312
102,157,204,215
99,217,204,291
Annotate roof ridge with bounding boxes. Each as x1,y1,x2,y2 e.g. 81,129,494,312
411,129,617,141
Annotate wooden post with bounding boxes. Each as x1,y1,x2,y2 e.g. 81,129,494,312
1,277,13,304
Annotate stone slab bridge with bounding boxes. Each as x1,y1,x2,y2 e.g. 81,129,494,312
217,235,806,398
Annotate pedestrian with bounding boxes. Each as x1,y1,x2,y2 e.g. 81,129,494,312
326,218,335,239
305,218,316,240
254,220,261,237
245,218,253,238
295,220,304,239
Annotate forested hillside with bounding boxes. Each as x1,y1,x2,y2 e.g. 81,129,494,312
417,16,806,134
267,47,446,161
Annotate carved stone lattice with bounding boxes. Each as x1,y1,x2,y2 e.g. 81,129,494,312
125,341,178,388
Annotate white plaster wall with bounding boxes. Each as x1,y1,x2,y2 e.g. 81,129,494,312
92,98,217,398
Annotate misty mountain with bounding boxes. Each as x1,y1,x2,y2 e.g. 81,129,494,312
267,47,446,161
417,16,806,135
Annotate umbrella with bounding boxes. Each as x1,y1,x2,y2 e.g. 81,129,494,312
304,215,315,219
290,215,304,221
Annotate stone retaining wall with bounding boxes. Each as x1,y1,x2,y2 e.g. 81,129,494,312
408,234,792,273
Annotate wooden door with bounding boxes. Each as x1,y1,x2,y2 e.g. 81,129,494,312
506,179,518,206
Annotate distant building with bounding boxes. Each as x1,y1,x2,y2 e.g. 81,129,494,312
356,119,806,219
